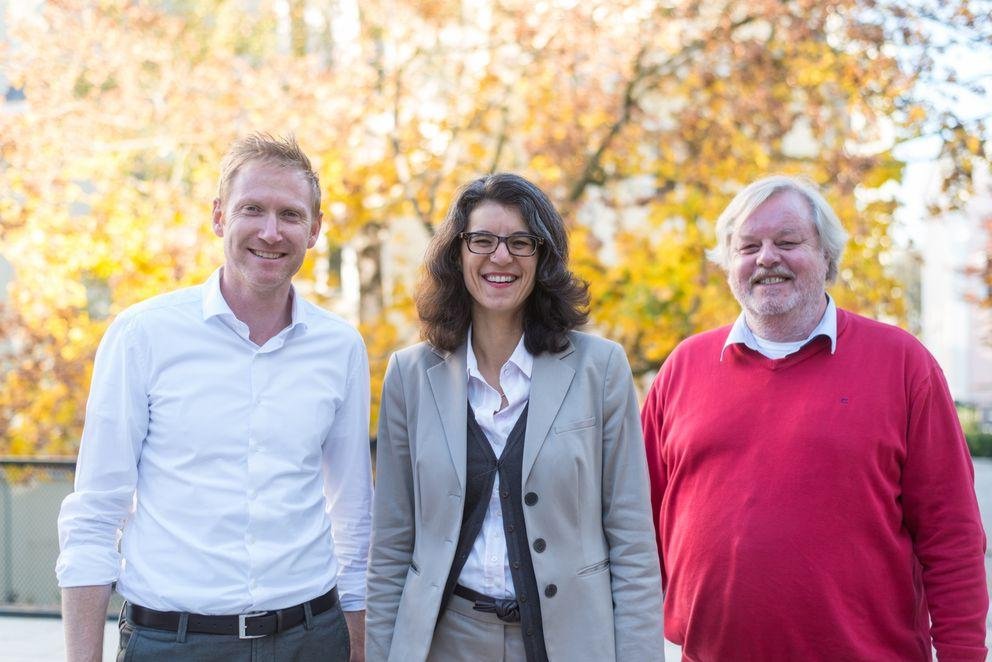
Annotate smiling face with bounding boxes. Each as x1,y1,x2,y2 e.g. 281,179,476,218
461,201,538,326
728,189,829,338
212,159,322,303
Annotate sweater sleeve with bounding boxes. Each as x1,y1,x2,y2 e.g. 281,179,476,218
900,359,988,662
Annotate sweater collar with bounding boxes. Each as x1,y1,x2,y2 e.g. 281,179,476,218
721,294,837,361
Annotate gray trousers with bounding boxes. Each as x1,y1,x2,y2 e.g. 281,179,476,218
426,593,526,661
116,601,350,662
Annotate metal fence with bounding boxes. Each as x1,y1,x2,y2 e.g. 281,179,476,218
0,457,122,617
0,444,378,618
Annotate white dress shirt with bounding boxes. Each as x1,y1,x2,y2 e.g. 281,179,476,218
721,294,838,360
56,268,372,613
459,330,532,599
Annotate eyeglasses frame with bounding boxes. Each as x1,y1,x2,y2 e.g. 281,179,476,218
459,231,545,257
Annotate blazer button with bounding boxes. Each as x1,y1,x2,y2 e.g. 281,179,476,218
500,490,509,499
524,492,538,506
544,584,557,598
519,594,527,603
532,538,546,553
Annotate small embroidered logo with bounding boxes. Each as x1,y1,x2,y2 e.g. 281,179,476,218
840,397,850,405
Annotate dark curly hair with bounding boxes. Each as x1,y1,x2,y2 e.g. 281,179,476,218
416,173,589,354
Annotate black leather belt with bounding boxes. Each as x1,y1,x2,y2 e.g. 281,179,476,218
125,587,338,639
454,584,520,623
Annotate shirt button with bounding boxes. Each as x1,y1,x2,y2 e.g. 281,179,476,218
532,538,546,553
246,535,255,544
544,584,558,598
524,492,538,506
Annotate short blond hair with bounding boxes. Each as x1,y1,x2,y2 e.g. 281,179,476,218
217,133,321,219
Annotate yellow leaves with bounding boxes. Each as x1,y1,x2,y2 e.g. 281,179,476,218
906,105,927,124
1,0,981,453
860,156,904,189
528,155,565,183
964,135,983,157
467,141,489,162
790,43,839,87
359,317,402,437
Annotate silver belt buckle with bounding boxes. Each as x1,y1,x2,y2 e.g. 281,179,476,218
238,611,269,639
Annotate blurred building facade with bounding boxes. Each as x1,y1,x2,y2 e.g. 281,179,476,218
920,166,992,431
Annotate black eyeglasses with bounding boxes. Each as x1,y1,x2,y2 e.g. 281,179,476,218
459,231,544,257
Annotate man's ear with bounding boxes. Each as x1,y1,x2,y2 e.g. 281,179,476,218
212,199,225,237
307,211,323,249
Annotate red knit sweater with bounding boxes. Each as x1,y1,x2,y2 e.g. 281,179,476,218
642,309,988,661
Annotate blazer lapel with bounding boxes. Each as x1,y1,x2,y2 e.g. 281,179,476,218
522,339,576,484
427,343,468,490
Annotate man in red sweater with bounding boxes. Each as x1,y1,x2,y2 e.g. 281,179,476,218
642,175,988,661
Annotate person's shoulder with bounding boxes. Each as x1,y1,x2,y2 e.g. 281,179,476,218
566,330,622,355
670,324,734,358
297,299,364,343
393,340,443,366
114,284,203,327
837,309,944,385
838,308,927,354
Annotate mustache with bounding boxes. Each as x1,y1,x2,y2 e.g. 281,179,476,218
750,269,793,285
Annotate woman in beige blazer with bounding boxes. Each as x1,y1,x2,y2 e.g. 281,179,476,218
366,173,664,661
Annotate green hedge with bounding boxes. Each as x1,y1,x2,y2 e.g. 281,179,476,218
966,432,992,458
956,402,991,458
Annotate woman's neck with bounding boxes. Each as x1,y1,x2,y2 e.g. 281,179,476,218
470,313,524,385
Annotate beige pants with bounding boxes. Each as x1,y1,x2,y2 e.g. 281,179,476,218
426,594,526,661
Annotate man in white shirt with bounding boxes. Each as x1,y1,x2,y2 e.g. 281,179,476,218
56,134,372,662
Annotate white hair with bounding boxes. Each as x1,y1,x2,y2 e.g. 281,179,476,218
707,175,848,282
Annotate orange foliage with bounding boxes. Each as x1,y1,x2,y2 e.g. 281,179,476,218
0,0,988,453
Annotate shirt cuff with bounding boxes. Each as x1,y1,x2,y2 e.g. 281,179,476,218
335,572,367,611
55,544,121,588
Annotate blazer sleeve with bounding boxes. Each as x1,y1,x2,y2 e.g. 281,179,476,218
601,343,666,660
365,353,415,661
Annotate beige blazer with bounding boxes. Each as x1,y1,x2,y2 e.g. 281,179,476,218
365,331,664,661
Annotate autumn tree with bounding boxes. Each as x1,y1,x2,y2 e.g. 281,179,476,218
1,0,989,454
328,0,992,373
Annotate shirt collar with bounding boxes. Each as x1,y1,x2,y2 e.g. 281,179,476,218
721,293,837,360
201,267,308,332
466,327,534,380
